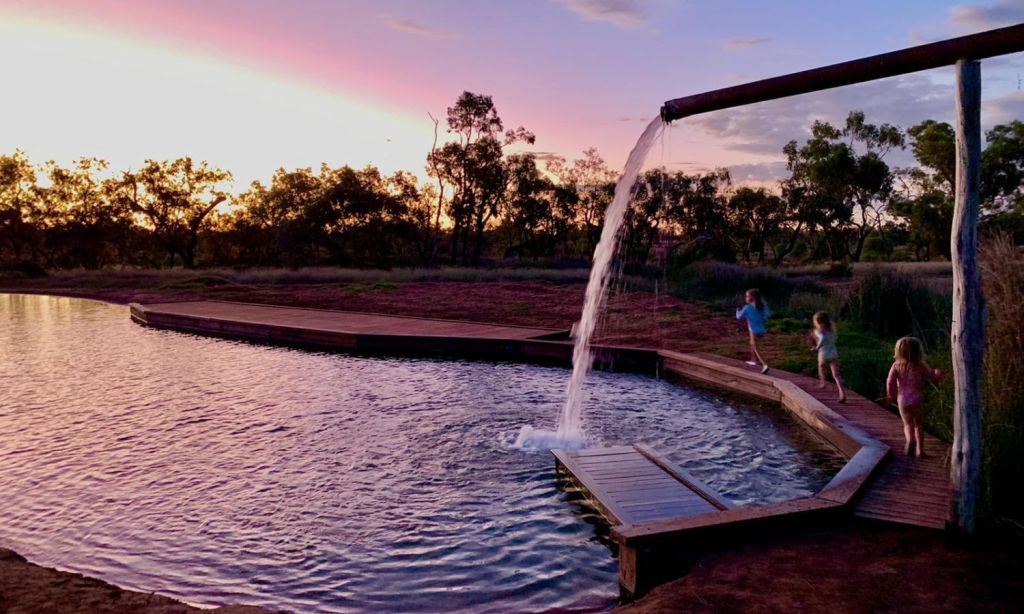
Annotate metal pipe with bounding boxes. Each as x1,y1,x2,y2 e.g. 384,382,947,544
661,23,1024,122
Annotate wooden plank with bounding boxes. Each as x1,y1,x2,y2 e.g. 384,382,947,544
817,444,890,505
634,443,736,510
614,496,842,547
552,451,627,525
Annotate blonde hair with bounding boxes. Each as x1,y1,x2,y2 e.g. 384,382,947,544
813,311,832,330
894,336,926,369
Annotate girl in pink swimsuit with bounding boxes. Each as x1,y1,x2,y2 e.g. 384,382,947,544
886,337,942,458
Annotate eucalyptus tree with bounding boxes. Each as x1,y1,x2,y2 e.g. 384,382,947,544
427,91,535,264
113,158,232,268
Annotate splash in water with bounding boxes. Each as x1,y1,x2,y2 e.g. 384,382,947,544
516,117,665,451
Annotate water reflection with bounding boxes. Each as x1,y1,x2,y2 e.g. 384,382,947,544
0,294,843,613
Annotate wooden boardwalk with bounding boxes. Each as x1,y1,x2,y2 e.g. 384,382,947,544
553,444,733,526
695,353,951,529
133,301,566,340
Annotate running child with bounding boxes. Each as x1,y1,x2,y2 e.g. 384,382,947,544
736,288,770,374
886,336,942,458
811,311,846,403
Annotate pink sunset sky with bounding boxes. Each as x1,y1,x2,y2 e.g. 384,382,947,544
2,0,1023,188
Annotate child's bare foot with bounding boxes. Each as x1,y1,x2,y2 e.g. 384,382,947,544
905,440,916,456
817,382,826,390
917,449,929,459
838,393,846,403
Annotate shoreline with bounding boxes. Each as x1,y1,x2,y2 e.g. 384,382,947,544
0,548,274,613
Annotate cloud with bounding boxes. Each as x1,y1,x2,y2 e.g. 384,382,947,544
383,16,460,40
531,151,565,163
685,73,953,162
947,0,1024,32
723,37,771,50
555,0,648,29
727,161,789,183
984,90,1024,125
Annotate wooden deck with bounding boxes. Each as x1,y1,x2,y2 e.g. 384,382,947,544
693,353,951,529
133,300,566,340
553,444,733,526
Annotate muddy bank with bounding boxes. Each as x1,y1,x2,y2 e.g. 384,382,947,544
0,548,276,613
617,518,1024,614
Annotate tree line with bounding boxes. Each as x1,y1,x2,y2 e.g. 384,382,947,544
2,91,1022,272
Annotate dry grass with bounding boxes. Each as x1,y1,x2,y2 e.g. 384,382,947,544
4,266,594,289
980,235,1024,521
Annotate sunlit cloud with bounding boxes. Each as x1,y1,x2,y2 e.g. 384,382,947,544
382,15,460,40
947,0,1024,32
723,37,771,50
555,0,648,29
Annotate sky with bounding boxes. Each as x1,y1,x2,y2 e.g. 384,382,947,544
1,0,1023,190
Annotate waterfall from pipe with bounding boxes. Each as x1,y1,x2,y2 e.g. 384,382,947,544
515,116,665,451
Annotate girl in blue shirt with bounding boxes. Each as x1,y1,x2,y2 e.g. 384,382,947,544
736,288,770,374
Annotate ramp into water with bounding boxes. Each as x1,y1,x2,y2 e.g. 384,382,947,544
553,444,733,527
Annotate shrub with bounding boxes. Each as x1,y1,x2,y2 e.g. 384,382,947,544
667,260,820,306
843,266,951,349
824,261,854,278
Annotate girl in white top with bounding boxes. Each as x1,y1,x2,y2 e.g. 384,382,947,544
812,311,846,402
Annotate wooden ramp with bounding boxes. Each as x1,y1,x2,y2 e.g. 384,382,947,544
553,444,734,526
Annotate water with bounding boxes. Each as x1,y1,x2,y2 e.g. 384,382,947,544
519,118,664,450
0,294,843,613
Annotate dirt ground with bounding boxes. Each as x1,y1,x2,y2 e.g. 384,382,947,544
620,518,1024,614
0,549,274,614
2,277,1021,613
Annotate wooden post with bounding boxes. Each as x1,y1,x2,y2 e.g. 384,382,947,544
949,58,984,534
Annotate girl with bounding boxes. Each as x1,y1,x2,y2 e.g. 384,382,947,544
736,288,770,374
886,336,942,458
811,311,846,403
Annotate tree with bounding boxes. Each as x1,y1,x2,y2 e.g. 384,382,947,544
895,118,1024,251
0,150,40,264
427,91,534,265
502,153,559,261
34,158,133,269
113,158,232,268
547,148,615,254
781,111,904,261
727,187,787,264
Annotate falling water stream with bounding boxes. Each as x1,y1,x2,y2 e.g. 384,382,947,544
516,117,665,449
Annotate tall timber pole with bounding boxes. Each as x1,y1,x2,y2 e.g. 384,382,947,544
949,59,984,533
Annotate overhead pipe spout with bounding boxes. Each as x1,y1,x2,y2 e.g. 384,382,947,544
661,23,1024,122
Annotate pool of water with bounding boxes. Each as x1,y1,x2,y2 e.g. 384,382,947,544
0,294,843,613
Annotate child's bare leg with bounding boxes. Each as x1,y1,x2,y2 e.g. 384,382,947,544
912,409,926,457
829,361,846,402
897,402,915,456
817,362,827,389
750,333,767,367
